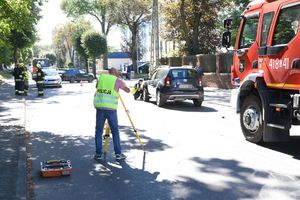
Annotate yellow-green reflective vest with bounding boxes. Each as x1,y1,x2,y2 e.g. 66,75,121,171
94,74,119,110
24,71,30,80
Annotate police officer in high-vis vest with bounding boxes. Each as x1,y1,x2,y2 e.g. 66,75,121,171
36,64,45,96
94,67,130,161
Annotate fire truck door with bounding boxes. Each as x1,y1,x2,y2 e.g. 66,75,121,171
264,3,300,89
234,13,260,82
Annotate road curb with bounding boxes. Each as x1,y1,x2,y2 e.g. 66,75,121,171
15,127,27,200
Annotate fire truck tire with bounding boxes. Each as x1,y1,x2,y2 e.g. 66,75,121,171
240,95,263,143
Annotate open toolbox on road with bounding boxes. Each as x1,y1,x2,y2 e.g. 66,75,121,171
40,159,72,177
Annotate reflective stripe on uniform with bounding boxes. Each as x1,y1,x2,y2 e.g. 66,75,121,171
94,99,118,105
94,93,118,99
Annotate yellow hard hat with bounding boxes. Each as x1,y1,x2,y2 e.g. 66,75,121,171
36,63,41,68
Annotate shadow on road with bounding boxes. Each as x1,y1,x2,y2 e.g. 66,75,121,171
0,125,26,200
119,125,171,153
178,157,273,199
28,130,170,199
29,130,285,199
261,136,300,160
146,100,217,112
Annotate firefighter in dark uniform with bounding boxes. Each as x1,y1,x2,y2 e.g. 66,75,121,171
36,64,45,96
13,63,25,95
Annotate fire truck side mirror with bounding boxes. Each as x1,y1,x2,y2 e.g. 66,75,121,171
224,19,233,29
222,31,231,48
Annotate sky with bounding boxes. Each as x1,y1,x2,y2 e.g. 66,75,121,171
37,0,121,50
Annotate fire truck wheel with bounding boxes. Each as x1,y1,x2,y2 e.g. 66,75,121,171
240,95,263,143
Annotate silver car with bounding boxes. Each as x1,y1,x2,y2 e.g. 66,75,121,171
43,69,62,88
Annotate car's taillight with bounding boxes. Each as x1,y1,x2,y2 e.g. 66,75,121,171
165,77,172,87
198,78,202,86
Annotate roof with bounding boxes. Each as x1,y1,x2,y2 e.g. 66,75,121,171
108,52,130,59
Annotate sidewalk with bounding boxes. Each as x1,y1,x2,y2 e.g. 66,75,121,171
0,80,28,200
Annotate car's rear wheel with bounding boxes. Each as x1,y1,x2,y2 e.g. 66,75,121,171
156,91,165,107
143,88,150,102
88,76,93,83
70,77,75,83
193,99,202,107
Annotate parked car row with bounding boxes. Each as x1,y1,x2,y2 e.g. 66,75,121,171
39,68,95,88
61,69,95,83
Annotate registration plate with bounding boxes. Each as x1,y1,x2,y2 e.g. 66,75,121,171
179,84,192,89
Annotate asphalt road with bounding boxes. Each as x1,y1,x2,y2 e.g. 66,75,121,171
15,80,300,199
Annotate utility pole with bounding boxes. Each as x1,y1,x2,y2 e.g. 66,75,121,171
150,0,159,74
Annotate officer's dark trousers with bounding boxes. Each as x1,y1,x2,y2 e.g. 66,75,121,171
37,83,44,96
15,80,24,95
24,80,29,95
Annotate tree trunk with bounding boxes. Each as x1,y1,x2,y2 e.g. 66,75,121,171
13,48,18,65
131,26,138,73
103,53,108,70
85,58,89,73
92,58,96,77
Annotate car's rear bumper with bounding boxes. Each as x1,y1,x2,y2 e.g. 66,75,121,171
164,90,204,101
168,94,203,100
44,80,62,87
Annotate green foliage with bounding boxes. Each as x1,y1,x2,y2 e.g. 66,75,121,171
162,0,229,55
82,31,107,58
220,0,251,47
0,0,44,64
116,0,151,72
44,53,57,65
61,0,117,35
82,31,107,75
52,20,92,68
19,48,33,64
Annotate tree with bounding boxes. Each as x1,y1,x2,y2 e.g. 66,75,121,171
0,0,44,64
115,0,151,73
44,53,57,66
221,0,251,46
52,20,92,68
82,31,107,76
61,0,118,68
162,0,229,55
71,19,92,72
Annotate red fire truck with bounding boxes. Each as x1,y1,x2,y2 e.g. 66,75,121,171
222,0,300,143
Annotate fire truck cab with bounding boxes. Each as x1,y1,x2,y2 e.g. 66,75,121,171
223,0,300,143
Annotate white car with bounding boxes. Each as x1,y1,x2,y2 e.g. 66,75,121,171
43,69,62,88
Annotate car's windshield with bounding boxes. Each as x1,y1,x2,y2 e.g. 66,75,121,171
170,69,197,79
45,70,58,76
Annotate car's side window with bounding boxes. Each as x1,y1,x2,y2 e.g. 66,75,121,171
272,5,300,45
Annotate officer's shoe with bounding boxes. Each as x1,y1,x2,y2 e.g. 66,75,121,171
94,154,103,161
115,153,126,161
